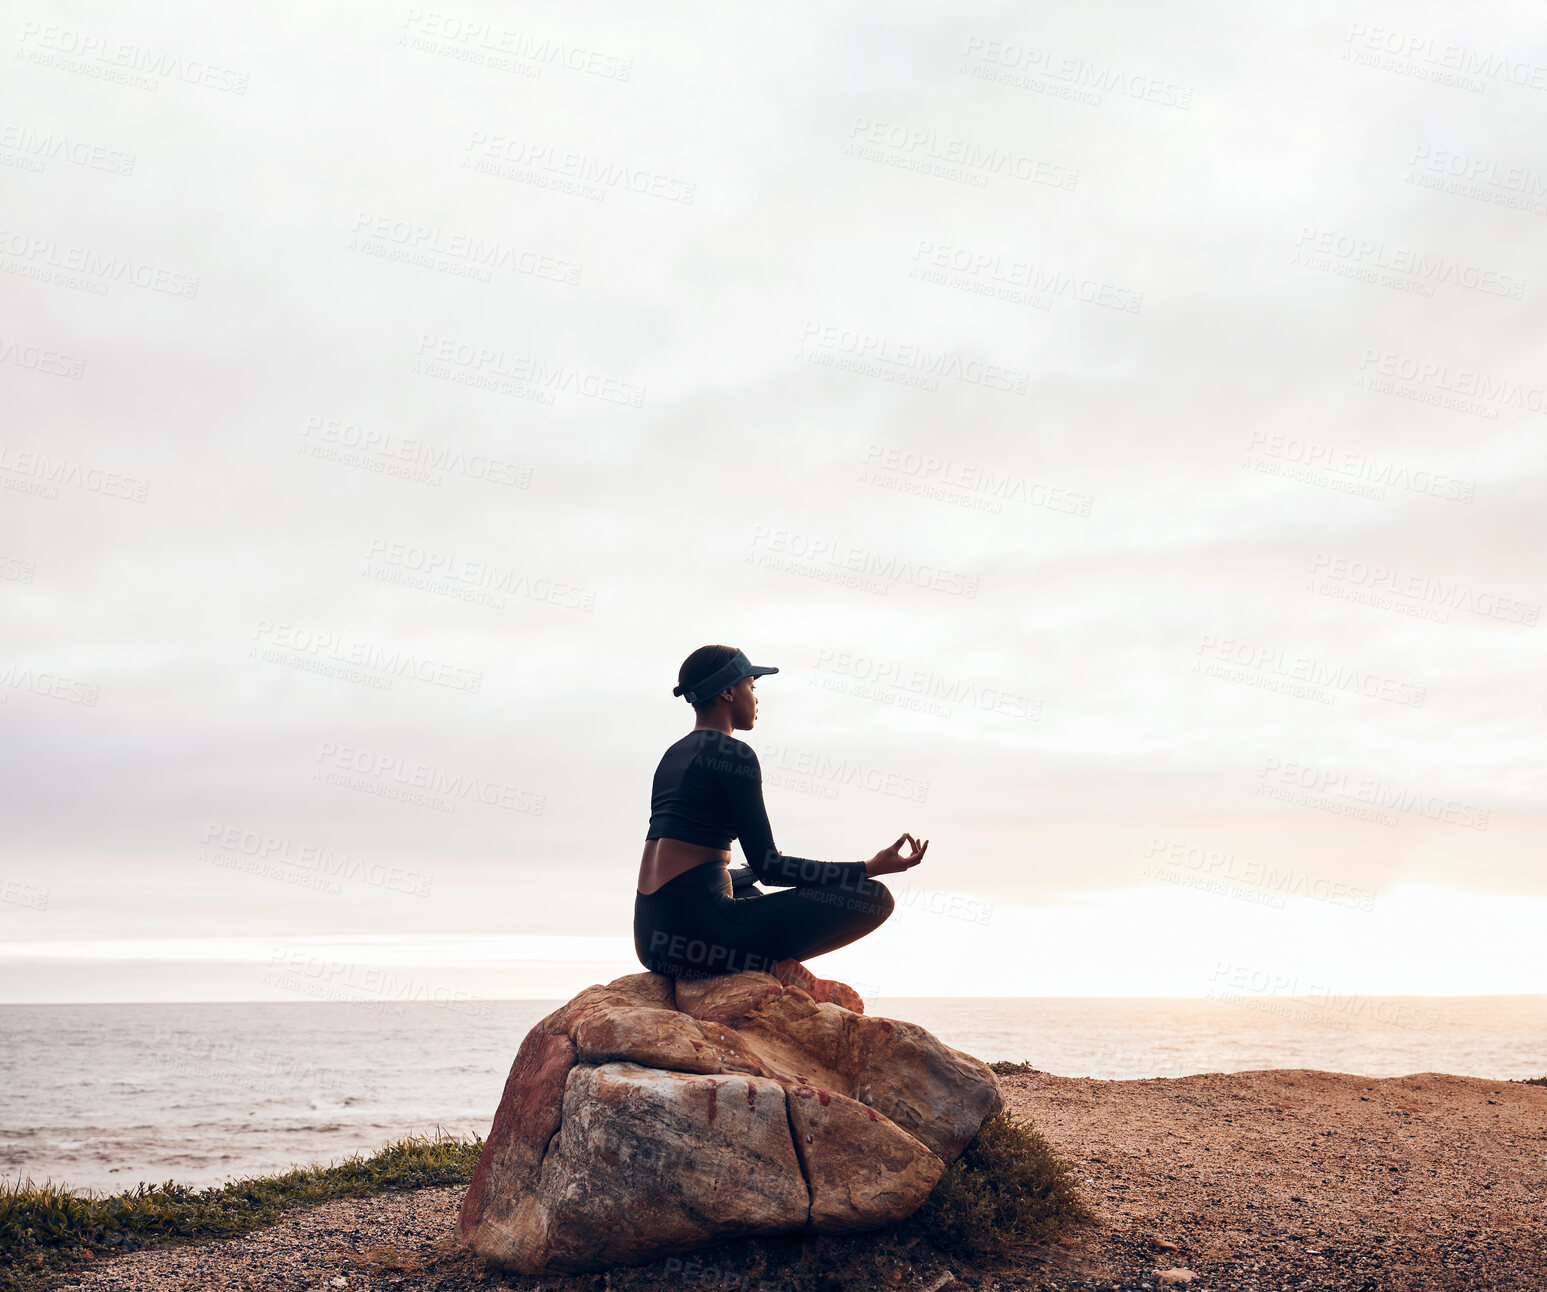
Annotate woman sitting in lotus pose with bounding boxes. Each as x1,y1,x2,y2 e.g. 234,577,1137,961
633,643,928,999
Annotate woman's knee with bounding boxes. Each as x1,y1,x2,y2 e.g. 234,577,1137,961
862,878,894,923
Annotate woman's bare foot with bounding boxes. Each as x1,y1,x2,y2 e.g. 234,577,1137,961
771,958,865,1014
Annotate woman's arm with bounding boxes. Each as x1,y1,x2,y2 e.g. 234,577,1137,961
715,743,871,888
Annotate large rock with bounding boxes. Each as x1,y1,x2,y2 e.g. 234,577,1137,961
458,970,1003,1274
527,1063,808,1271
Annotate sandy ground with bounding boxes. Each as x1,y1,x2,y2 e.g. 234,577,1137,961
1008,1067,1547,1291
47,1069,1547,1292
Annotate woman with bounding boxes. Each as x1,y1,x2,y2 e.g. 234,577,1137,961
634,643,928,993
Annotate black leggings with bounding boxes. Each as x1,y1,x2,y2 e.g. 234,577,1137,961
633,861,894,981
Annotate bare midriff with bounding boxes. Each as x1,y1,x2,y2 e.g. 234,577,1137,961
638,836,730,896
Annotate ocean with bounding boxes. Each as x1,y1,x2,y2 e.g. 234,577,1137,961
2,995,1543,1195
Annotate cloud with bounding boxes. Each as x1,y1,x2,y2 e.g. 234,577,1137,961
2,0,1543,999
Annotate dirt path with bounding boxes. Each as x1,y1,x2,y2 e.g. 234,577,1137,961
54,1069,1547,1292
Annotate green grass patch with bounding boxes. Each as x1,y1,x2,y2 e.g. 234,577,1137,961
0,1130,482,1292
915,1109,1090,1259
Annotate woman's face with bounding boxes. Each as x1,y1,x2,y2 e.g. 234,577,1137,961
729,675,758,729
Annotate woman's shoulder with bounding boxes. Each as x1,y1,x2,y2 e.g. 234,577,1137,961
679,728,750,747
682,729,758,766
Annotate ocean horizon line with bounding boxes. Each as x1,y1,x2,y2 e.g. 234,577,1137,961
4,990,1546,1006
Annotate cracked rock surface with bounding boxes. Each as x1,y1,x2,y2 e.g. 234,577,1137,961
456,970,1004,1274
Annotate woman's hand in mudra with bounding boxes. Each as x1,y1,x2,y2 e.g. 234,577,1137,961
865,832,928,877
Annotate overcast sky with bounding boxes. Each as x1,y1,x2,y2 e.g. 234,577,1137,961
3,0,1544,1002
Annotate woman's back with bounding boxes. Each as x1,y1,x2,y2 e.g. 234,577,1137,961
645,728,758,852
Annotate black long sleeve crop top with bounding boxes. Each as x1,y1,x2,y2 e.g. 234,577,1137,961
645,729,870,889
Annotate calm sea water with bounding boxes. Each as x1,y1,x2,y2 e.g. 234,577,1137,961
2,995,1542,1195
